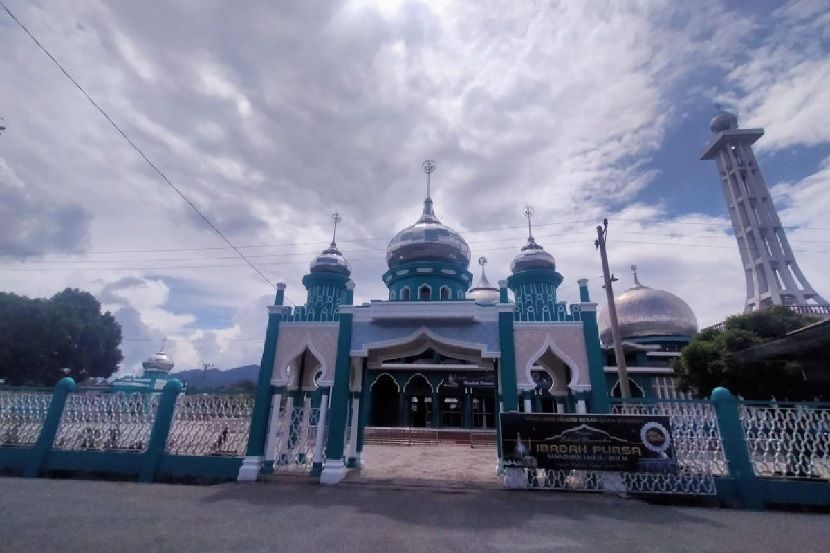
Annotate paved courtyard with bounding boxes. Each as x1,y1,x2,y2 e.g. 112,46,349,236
346,443,500,487
2,475,829,553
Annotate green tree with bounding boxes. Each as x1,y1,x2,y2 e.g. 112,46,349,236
0,288,123,386
674,306,828,400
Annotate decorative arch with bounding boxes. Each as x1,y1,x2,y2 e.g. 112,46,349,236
357,326,496,363
403,372,434,393
439,286,451,300
611,377,645,398
274,333,329,387
524,334,581,392
400,286,411,300
418,283,432,300
369,372,401,392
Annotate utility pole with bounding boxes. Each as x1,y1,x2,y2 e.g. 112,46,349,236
595,219,631,399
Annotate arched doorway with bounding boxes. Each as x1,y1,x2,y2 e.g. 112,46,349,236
404,374,432,428
370,374,399,427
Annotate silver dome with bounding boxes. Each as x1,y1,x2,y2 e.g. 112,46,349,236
468,270,500,305
310,242,351,276
599,278,698,345
386,198,471,268
142,351,174,373
510,236,556,273
710,110,738,133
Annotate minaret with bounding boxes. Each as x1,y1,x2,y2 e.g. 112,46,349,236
701,109,828,312
301,212,352,321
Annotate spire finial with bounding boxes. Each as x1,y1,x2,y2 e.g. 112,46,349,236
418,160,438,222
523,205,535,239
422,160,436,199
714,101,722,113
631,264,641,286
478,256,488,277
160,337,167,353
330,212,342,247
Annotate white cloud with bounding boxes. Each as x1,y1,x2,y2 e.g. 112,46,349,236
0,0,826,376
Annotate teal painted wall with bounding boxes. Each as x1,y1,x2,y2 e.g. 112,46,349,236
382,260,472,301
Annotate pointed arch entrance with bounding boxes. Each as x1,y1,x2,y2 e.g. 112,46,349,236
369,373,399,427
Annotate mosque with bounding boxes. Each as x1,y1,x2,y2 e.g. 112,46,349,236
111,349,177,393
238,160,699,482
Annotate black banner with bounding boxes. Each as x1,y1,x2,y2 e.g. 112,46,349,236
500,412,677,473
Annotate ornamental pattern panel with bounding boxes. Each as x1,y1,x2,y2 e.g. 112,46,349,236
513,325,590,390
272,324,341,386
0,390,52,446
350,321,501,358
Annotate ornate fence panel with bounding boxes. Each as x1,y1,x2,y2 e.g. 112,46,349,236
166,394,254,457
54,392,158,452
270,405,326,472
517,400,725,495
0,390,53,447
739,402,830,480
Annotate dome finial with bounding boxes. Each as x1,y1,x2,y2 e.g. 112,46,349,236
478,256,488,278
418,160,439,223
631,264,642,287
330,212,342,249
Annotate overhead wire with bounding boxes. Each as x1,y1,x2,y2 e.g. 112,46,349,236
0,0,276,290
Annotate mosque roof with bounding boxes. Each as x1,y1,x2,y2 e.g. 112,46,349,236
386,197,471,269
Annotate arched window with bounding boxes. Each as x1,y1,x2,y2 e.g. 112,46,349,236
419,284,431,300
611,378,645,398
457,289,464,300
390,290,396,301
400,287,410,300
440,286,450,300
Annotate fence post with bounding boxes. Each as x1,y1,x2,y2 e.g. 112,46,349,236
24,377,75,478
139,379,182,483
711,387,763,510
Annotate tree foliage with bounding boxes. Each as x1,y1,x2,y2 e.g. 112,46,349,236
674,306,829,400
0,288,122,386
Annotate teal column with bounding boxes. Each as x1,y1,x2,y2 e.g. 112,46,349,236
498,286,518,412
355,365,370,461
320,282,354,484
580,302,609,414
463,388,472,428
712,387,763,509
398,391,408,426
431,390,441,428
24,376,74,478
239,283,285,481
139,379,182,482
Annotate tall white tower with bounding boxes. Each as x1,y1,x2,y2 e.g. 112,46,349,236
701,109,828,313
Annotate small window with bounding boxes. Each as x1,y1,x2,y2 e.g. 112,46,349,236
440,286,450,300
419,285,431,300
390,290,396,301
401,287,410,300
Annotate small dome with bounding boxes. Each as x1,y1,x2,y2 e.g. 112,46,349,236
309,243,351,276
386,198,470,268
468,258,500,305
142,351,174,373
598,276,697,345
710,110,738,133
510,236,556,273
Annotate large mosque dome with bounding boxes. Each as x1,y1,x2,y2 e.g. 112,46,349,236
309,243,351,276
142,350,174,373
599,272,698,345
386,198,471,269
510,236,556,273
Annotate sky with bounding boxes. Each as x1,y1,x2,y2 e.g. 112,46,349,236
1,0,829,374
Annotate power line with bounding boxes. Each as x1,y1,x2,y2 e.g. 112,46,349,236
0,1,276,290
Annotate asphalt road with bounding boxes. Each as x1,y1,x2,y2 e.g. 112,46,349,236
0,476,827,553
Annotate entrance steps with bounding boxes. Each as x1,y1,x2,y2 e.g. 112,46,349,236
364,427,496,448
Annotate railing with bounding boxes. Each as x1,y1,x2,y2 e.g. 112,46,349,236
270,406,326,472
166,394,254,457
0,390,53,447
54,392,158,452
0,378,254,482
739,401,830,480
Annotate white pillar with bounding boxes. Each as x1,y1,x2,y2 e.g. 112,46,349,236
346,395,360,462
312,394,328,466
263,392,283,463
576,398,587,414
523,398,532,413
555,399,565,413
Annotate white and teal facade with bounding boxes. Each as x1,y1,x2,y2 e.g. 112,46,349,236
237,174,624,483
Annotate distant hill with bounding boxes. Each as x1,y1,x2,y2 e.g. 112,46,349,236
172,364,259,391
